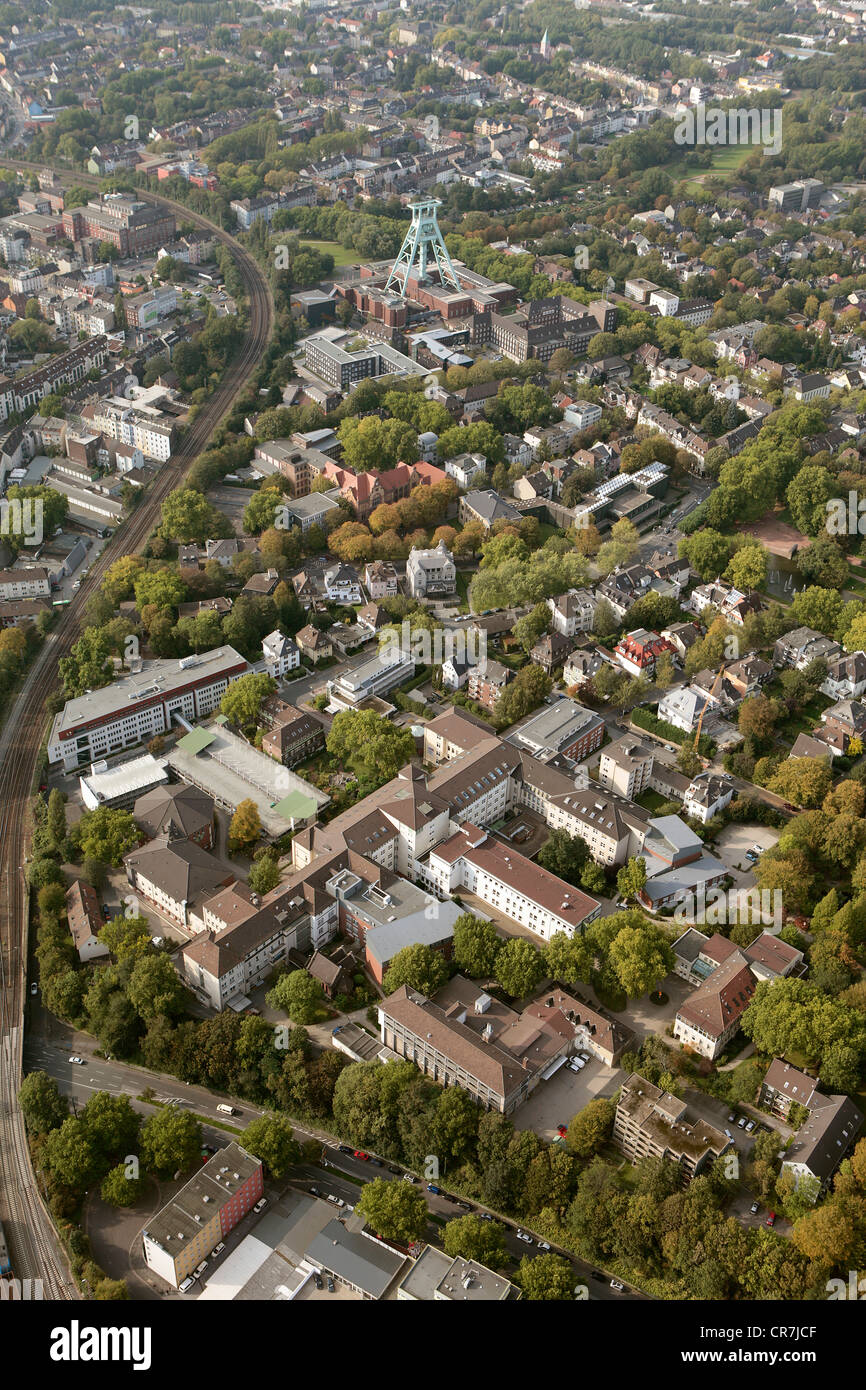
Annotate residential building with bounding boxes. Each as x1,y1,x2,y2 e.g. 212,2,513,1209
406,541,456,600
759,1059,819,1118
261,629,300,679
781,1094,863,1200
506,698,605,764
548,588,596,637
261,705,324,768
598,737,655,800
682,772,734,825
364,561,399,600
467,659,513,713
613,1073,731,1181
614,628,674,678
124,832,235,929
141,1142,264,1288
65,879,108,962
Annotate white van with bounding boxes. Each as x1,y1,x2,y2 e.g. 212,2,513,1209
217,1104,237,1116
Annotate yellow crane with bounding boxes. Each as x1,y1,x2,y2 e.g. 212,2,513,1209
693,662,726,753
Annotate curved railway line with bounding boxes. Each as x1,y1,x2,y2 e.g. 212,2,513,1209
0,162,274,1298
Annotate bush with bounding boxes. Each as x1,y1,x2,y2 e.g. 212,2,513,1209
630,705,715,758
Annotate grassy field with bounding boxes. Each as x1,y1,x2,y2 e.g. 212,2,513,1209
299,238,360,268
679,143,754,193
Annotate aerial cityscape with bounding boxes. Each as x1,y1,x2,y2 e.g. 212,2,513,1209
0,0,865,1341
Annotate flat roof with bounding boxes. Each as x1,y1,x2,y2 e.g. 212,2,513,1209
167,721,328,837
49,646,247,738
79,751,168,801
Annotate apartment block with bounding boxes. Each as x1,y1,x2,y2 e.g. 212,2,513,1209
613,1073,731,1181
141,1142,263,1288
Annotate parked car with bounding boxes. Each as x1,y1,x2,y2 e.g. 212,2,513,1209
309,1186,320,1197
388,1166,402,1176
326,1275,335,1293
750,1202,760,1215
479,1213,494,1222
30,982,37,995
179,1276,196,1293
354,1150,370,1161
68,1056,85,1065
610,1280,624,1292
338,1144,353,1154
727,1113,736,1123
516,1230,533,1244
578,1052,590,1063
369,1157,383,1167
327,1194,344,1207
537,1240,551,1251
557,1124,568,1137
745,1120,756,1133
212,1243,225,1257
193,1261,208,1277
313,1273,323,1290
253,1198,268,1213
402,1173,419,1183
765,1212,776,1227
737,1116,747,1128
591,1271,605,1282
427,1183,441,1195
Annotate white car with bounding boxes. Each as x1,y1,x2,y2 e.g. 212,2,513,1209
68,1056,86,1065
537,1240,551,1251
327,1194,344,1207
30,982,37,995
253,1198,268,1213
516,1230,533,1244
570,1058,585,1071
179,1276,197,1293
578,1052,590,1063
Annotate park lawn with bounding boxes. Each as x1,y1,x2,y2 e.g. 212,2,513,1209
455,570,472,612
636,788,668,812
299,238,359,267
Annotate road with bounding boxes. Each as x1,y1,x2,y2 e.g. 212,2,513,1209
24,1028,645,1301
0,160,274,1299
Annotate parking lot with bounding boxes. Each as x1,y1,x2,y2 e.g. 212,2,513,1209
514,1053,624,1140
713,823,781,890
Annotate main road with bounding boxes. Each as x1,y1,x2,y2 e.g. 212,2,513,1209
0,160,274,1298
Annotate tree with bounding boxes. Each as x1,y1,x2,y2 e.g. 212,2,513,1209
248,853,281,895
679,529,733,582
127,954,188,1022
543,931,592,988
242,1113,300,1177
767,757,832,809
43,1117,101,1192
493,665,551,730
512,601,551,654
326,709,416,785
100,1163,146,1208
538,830,588,885
339,416,419,473
221,672,276,733
18,1071,68,1135
616,857,647,904
266,969,324,1024
160,489,225,543
452,913,501,978
70,806,140,866
383,943,450,997
608,922,676,1000
738,695,779,745
139,1108,202,1177
567,1097,615,1159
81,1092,140,1165
228,798,263,852
47,788,68,850
495,938,544,999
517,1252,574,1300
727,544,767,593
99,914,152,963
443,1213,507,1268
355,1177,428,1243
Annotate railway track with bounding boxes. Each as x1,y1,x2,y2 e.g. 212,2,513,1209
0,162,274,1298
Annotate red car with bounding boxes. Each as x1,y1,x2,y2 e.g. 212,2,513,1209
765,1212,776,1227
354,1150,370,1161
556,1125,568,1137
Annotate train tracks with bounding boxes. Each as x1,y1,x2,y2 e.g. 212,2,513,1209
0,163,274,1298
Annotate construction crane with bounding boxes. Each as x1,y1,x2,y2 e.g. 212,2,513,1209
693,662,726,753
